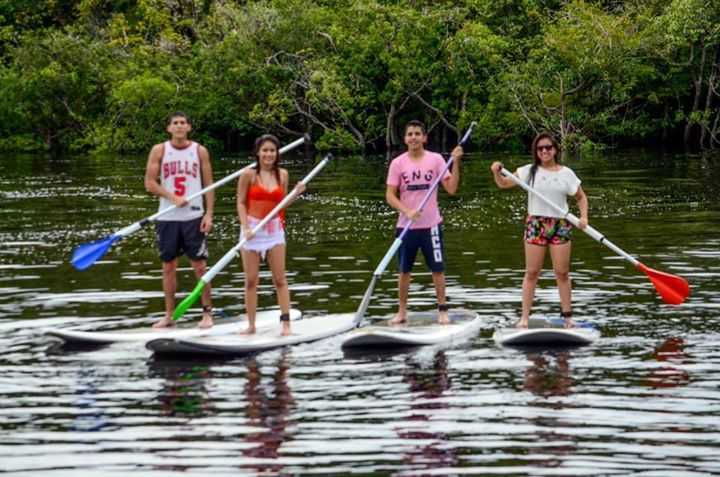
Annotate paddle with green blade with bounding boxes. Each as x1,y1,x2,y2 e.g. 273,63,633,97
354,122,477,325
70,135,310,271
172,153,333,321
499,167,690,305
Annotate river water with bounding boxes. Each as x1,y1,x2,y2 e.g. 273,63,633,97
1,149,719,476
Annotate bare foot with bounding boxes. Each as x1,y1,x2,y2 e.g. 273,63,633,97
153,317,176,329
239,327,256,335
388,314,407,326
280,322,291,336
438,310,450,325
197,313,214,329
563,317,575,329
515,318,529,329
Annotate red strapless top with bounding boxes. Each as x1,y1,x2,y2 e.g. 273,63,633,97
246,179,285,225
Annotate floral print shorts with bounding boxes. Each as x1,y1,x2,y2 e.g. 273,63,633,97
524,215,573,246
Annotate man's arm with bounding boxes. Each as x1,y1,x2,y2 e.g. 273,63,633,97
441,146,463,196
198,145,214,233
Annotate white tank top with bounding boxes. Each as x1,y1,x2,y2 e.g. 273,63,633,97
157,141,204,221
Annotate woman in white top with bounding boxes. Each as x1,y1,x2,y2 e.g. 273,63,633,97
490,132,588,328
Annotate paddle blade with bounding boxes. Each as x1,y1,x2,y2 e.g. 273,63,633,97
71,235,120,271
172,280,207,321
637,263,690,305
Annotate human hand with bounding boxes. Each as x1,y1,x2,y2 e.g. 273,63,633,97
172,194,188,207
451,145,464,161
242,226,254,241
200,214,213,234
405,209,421,221
490,161,504,174
293,183,306,195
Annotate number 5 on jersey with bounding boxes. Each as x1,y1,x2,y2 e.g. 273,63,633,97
174,176,186,196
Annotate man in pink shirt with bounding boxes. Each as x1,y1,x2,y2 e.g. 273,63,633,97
386,120,464,325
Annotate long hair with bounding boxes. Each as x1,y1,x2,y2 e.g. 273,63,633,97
253,134,281,185
528,132,561,186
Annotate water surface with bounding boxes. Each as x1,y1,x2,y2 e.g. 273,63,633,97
1,149,719,475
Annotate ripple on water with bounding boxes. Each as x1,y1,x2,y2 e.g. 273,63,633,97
0,153,719,475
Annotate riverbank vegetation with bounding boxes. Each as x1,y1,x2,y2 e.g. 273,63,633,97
0,0,718,154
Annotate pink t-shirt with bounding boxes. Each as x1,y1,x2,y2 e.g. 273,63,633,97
386,151,451,229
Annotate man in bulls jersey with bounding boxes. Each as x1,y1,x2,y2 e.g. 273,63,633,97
144,112,215,329
386,120,464,325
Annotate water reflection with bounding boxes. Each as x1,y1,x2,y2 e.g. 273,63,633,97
71,366,110,432
396,351,457,473
148,359,214,418
523,350,577,475
242,352,294,475
523,350,573,398
644,337,690,388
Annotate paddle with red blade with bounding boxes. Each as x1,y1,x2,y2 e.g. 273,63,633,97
499,167,690,305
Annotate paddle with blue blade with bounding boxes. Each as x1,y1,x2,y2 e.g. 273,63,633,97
354,122,477,325
172,153,333,321
499,167,690,305
70,136,309,270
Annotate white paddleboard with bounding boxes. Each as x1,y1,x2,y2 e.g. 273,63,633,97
44,308,302,345
146,313,356,356
493,317,600,347
341,309,481,348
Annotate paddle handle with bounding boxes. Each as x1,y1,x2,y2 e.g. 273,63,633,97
117,136,309,238
500,167,639,266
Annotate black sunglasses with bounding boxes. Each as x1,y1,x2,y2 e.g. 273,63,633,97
536,145,554,152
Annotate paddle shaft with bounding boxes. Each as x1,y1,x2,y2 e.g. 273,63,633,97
354,122,477,322
173,153,333,320
115,136,308,238
202,153,331,281
500,167,638,266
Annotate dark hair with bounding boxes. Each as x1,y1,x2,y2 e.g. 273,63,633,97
167,111,191,126
253,134,281,185
404,120,427,135
528,132,561,185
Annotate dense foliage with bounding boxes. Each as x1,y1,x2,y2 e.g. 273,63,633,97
0,0,718,153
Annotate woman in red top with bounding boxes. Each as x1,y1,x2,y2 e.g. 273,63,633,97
237,135,304,336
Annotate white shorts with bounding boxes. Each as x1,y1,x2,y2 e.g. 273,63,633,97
240,216,285,259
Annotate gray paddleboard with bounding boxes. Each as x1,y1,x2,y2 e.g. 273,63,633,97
493,318,600,347
45,308,302,345
146,313,356,356
341,309,481,348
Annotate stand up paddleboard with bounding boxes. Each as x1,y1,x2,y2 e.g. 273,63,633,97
146,313,356,356
45,309,302,345
341,309,481,348
493,318,600,347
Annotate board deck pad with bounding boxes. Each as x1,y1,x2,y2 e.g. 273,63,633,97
493,317,600,347
146,313,357,356
44,308,302,345
341,309,481,348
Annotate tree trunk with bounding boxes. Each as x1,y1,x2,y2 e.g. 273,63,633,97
700,45,719,149
558,75,568,151
684,43,707,148
386,103,396,161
